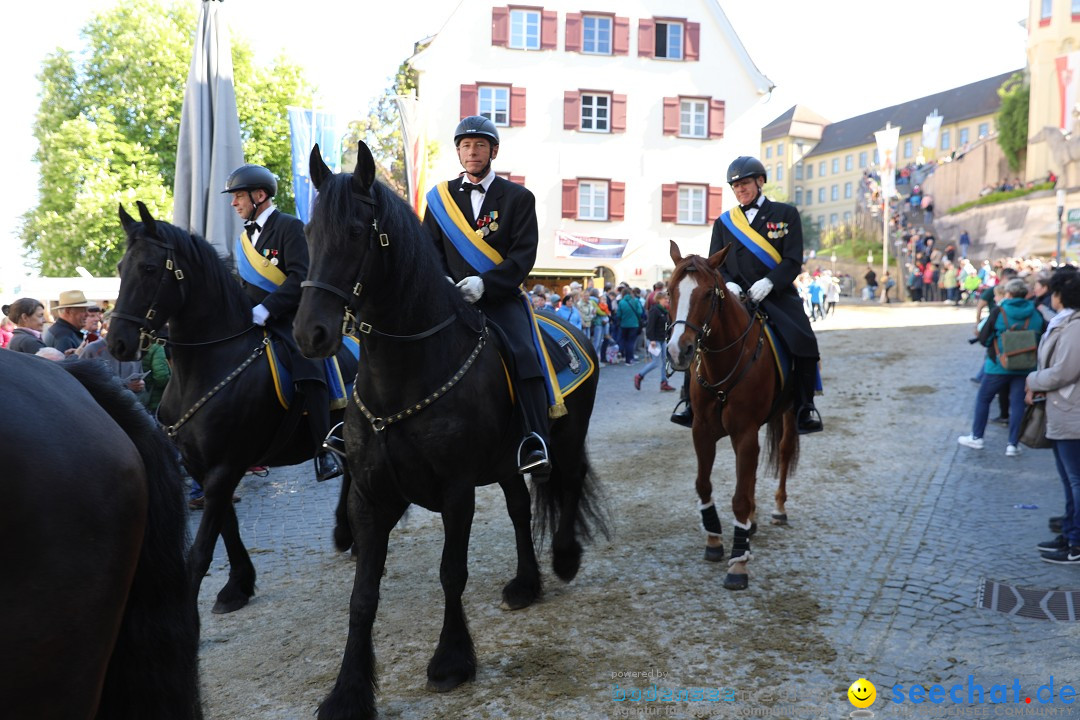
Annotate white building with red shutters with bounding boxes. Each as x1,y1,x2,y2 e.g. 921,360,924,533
408,0,772,286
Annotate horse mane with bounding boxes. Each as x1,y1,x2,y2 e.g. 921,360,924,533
669,253,715,287
155,220,252,320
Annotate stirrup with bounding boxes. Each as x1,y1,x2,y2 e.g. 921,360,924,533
315,451,343,482
669,399,693,428
517,432,551,477
321,422,348,462
796,405,823,435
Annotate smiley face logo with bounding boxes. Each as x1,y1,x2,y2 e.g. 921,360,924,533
848,678,876,708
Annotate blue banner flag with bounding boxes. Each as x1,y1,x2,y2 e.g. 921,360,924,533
288,107,340,223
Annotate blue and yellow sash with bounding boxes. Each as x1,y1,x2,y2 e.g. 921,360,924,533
719,209,781,270
235,235,286,294
425,181,566,417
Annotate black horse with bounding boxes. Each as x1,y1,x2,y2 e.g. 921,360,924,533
108,202,350,613
294,142,608,720
0,351,201,719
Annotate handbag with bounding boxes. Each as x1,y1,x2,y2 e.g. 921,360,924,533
1019,398,1051,449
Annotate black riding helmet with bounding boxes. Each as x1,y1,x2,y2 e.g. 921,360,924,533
454,116,500,147
222,164,278,197
727,156,767,184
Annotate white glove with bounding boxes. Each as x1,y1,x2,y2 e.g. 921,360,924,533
252,304,270,326
446,275,455,284
456,276,485,303
725,281,742,297
748,278,774,303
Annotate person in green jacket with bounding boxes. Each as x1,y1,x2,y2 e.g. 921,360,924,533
615,285,644,364
141,341,171,414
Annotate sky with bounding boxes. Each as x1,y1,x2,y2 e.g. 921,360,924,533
0,0,1028,278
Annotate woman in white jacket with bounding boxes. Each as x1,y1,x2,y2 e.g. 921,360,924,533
1026,268,1080,565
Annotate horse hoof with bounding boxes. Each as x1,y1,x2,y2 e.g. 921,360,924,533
770,512,788,526
704,545,725,563
723,573,749,590
425,674,471,693
748,521,758,537
212,595,250,614
500,577,541,611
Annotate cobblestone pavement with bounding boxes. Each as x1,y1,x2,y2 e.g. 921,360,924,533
194,303,1080,719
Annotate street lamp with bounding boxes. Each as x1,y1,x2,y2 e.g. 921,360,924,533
1057,189,1067,266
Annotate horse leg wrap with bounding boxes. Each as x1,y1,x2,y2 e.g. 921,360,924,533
699,501,723,539
728,518,754,567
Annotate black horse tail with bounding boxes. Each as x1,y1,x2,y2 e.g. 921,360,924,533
532,443,612,583
62,361,203,720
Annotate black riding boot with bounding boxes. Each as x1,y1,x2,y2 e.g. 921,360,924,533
670,370,693,428
300,380,343,482
794,357,823,434
517,377,552,482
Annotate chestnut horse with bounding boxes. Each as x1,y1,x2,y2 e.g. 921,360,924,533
667,241,799,590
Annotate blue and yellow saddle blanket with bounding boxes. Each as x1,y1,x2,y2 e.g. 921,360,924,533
427,182,593,417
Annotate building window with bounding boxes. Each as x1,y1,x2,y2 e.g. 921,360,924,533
818,187,825,203
795,162,804,180
903,139,913,158
680,99,707,138
958,127,969,145
978,122,990,138
844,211,852,223
581,93,610,132
845,154,853,171
1074,0,1080,15
656,21,683,59
817,216,824,230
765,146,773,159
858,151,867,168
583,15,612,54
776,164,784,181
830,185,838,201
777,141,785,157
510,9,541,49
805,190,812,206
844,182,852,199
873,149,879,164
806,164,813,180
830,213,838,226
795,187,803,204
578,180,609,221
819,161,826,177
1042,0,1053,22
677,185,706,224
479,86,510,126
941,129,951,150
765,164,772,178
831,158,839,174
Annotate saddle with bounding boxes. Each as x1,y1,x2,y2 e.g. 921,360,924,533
486,311,595,408
264,330,361,411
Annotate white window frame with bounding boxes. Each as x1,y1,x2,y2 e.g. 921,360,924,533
903,139,913,158
804,190,812,206
845,154,853,171
777,141,785,157
978,122,990,138
844,211,852,223
844,181,852,199
858,151,867,168
656,21,684,60
776,164,784,181
510,9,541,50
830,185,839,201
478,86,510,126
795,163,804,180
831,158,839,174
765,146,773,159
818,187,825,203
578,180,609,221
829,213,838,226
794,187,803,204
958,127,970,145
806,164,813,179
582,15,612,54
818,161,826,177
679,98,707,138
941,129,951,150
677,185,706,224
581,93,611,133
1042,0,1053,20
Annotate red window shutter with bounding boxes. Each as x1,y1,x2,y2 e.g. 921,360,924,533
638,19,655,57
709,99,726,138
611,94,627,133
541,10,558,50
613,17,630,55
662,97,679,135
510,86,527,127
562,179,579,219
492,7,509,47
685,22,701,61
610,181,626,220
661,184,677,222
565,13,583,52
564,91,581,130
509,174,526,186
707,185,724,222
460,84,478,119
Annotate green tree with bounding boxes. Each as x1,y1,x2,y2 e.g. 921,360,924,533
997,71,1029,173
21,0,315,276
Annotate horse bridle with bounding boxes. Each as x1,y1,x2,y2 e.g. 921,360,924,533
110,234,187,352
669,264,765,406
299,189,457,342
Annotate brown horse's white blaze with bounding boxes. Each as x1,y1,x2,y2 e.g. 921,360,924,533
666,239,800,591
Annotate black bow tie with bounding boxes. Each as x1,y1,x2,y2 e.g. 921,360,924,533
460,182,485,194
740,203,758,213
245,222,261,239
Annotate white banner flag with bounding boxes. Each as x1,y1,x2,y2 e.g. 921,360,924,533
922,111,943,152
875,125,900,199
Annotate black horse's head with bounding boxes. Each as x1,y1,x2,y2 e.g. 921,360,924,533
109,202,186,360
666,241,731,371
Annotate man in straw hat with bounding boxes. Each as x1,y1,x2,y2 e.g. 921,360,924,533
45,289,95,354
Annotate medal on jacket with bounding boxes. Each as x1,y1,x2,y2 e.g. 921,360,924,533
766,221,789,240
262,248,279,266
475,211,499,237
